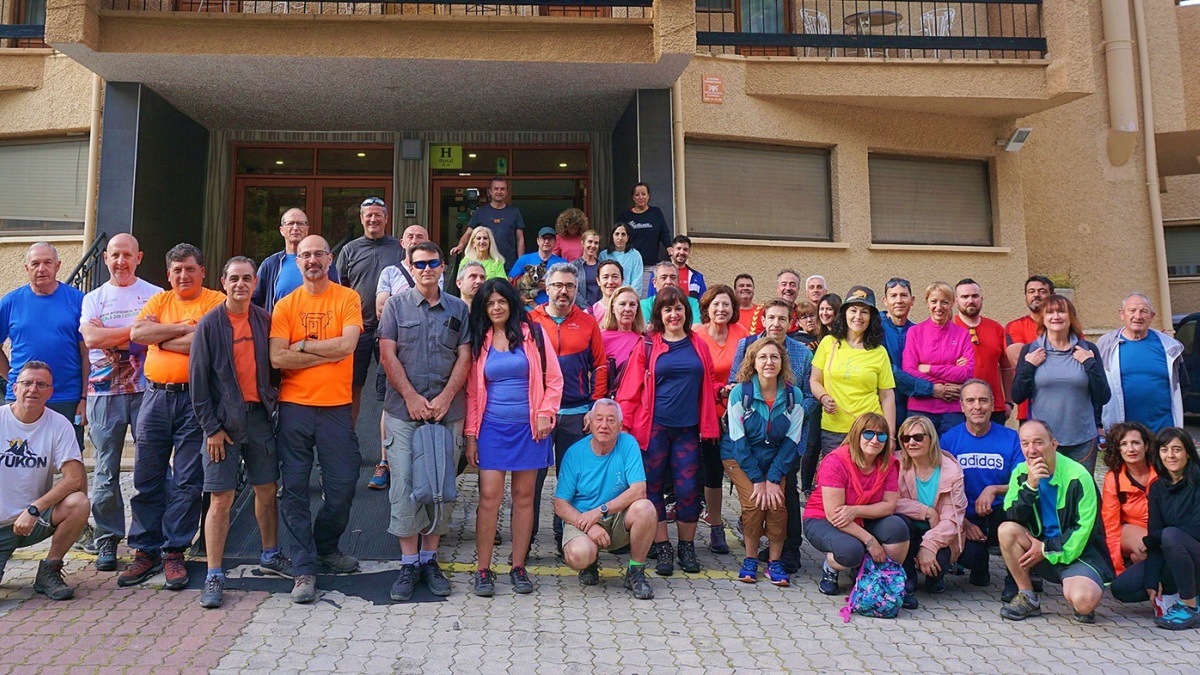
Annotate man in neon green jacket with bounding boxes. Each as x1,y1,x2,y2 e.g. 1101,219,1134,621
997,419,1113,624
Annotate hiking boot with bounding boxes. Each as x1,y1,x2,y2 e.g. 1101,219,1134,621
291,575,317,604
579,563,600,586
73,524,97,554
1000,575,1018,603
654,542,675,577
677,541,700,574
1155,603,1199,630
646,541,659,560
738,557,759,583
33,560,73,601
1073,611,1097,624
199,575,224,609
367,461,390,491
766,561,790,587
968,567,991,587
708,524,730,554
259,551,295,579
317,551,360,574
390,563,419,602
421,560,451,597
94,538,119,572
473,568,496,597
902,590,919,610
818,564,839,595
924,575,946,594
162,551,188,590
1000,592,1042,621
509,566,535,594
117,550,162,587
624,565,654,600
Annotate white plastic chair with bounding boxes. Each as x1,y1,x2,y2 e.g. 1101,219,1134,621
800,8,838,57
922,7,956,58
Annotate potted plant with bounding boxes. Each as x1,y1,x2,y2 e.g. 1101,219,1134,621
1048,269,1083,302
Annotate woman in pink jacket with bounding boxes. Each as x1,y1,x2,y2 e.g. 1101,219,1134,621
902,281,975,434
616,286,722,576
895,415,967,610
465,279,564,597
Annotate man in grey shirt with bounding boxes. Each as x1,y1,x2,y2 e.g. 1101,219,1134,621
450,177,525,266
378,241,471,601
335,196,405,424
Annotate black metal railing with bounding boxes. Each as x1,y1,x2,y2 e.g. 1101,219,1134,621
68,232,109,294
697,0,1045,59
102,0,652,18
0,0,46,44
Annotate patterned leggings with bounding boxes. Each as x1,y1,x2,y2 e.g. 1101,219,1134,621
645,423,702,524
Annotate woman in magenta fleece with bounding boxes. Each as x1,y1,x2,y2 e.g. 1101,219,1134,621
902,281,974,434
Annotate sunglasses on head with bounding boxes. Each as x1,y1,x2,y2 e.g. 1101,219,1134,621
360,197,386,208
885,278,911,291
899,433,927,444
412,259,442,270
862,430,889,443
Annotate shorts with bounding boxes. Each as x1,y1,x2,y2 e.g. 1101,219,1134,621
202,408,279,492
1031,557,1109,588
562,509,631,552
352,330,379,388
383,412,465,538
0,504,58,571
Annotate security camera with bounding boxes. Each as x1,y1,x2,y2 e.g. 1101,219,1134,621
1003,127,1033,152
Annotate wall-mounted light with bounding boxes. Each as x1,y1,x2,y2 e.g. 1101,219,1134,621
468,153,478,159
1000,128,1033,152
559,162,568,168
357,152,366,158
275,160,284,165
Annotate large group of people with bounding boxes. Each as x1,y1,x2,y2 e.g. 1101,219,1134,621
0,183,1194,631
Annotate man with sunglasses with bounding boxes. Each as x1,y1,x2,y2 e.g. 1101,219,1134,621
377,241,471,601
335,197,404,425
953,279,1015,425
252,208,340,313
880,277,935,423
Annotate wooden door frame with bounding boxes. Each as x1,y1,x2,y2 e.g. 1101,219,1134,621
230,177,392,257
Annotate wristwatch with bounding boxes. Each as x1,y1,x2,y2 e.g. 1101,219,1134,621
26,504,40,518
599,502,609,516
298,340,307,352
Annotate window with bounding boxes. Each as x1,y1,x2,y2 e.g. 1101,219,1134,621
869,155,993,246
684,141,832,241
1166,225,1200,277
1176,317,1195,356
0,139,87,234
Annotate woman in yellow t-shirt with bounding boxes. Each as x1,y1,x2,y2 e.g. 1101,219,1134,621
810,286,896,457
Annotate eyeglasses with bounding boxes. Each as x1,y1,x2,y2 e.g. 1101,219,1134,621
281,222,308,229
297,251,331,260
412,259,443,270
899,433,927,444
862,430,890,443
968,326,979,345
360,197,386,208
15,380,51,390
885,278,911,291
547,282,577,292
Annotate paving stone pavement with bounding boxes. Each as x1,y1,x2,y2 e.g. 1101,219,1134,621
3,472,1200,674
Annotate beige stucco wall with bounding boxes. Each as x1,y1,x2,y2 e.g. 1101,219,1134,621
1163,174,1200,221
1170,279,1200,317
0,53,92,137
679,56,1031,326
1179,4,1200,130
0,239,85,297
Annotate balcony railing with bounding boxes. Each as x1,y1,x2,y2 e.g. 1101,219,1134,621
102,0,652,18
697,0,1045,59
0,0,45,45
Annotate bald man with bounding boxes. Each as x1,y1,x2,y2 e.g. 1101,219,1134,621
78,234,163,571
252,208,340,313
0,243,87,449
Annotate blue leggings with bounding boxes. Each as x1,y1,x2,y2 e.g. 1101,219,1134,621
644,424,702,524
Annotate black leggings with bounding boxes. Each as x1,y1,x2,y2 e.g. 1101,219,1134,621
1111,527,1200,602
957,510,1005,573
900,515,951,586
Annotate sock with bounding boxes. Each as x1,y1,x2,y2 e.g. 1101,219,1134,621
378,459,389,466
1020,589,1039,603
401,553,420,566
419,550,436,565
629,560,644,570
207,568,224,580
824,561,836,575
260,547,279,564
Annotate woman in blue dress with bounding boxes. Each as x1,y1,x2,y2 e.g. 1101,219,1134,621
465,279,563,597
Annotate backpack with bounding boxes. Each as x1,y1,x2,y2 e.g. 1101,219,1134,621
738,380,795,417
410,420,459,535
840,555,907,621
529,321,548,388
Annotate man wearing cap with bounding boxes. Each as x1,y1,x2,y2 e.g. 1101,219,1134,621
451,177,526,266
507,227,568,306
335,196,405,424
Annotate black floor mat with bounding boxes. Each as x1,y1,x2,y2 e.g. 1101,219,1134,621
183,560,444,605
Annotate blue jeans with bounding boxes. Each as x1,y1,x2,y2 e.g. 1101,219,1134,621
87,393,143,545
278,403,360,575
128,388,204,553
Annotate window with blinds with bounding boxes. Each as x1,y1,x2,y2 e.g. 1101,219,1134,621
869,155,993,246
1166,225,1200,277
0,139,88,234
685,141,832,241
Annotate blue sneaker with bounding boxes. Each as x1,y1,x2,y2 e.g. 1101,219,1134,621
738,557,759,583
1155,603,1199,630
818,563,839,595
766,561,790,587
367,461,390,490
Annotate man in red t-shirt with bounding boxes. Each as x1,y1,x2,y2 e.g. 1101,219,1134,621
955,279,1015,425
1004,275,1053,422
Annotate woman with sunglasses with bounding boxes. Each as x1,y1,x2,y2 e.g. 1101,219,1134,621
1012,294,1110,474
1111,429,1200,629
465,279,564,597
590,260,625,322
894,416,966,609
1101,422,1157,577
902,282,975,434
460,226,508,280
803,412,909,596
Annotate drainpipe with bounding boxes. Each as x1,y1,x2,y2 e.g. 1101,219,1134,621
1130,0,1173,328
670,78,687,235
82,73,103,250
1101,0,1137,166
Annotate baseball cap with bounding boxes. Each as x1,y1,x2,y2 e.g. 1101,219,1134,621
537,227,557,238
842,286,877,309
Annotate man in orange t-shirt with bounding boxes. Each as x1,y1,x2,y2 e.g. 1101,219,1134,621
123,244,225,591
270,235,363,604
1004,275,1053,422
